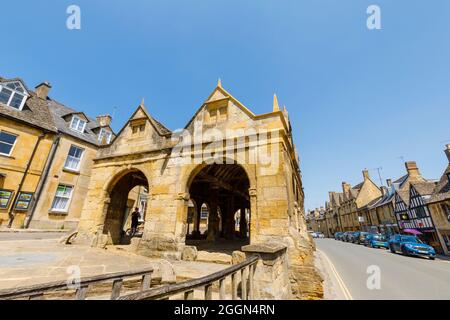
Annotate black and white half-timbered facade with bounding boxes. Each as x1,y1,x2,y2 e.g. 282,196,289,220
394,182,442,252
398,186,435,230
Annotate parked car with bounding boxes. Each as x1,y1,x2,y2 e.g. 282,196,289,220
358,232,370,244
348,231,361,243
367,233,389,249
334,232,344,240
342,231,353,242
389,234,436,260
316,232,325,239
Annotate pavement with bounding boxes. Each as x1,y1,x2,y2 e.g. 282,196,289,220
0,238,166,290
315,238,450,300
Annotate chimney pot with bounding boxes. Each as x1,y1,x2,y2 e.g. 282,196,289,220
386,179,392,187
35,81,51,100
96,114,112,127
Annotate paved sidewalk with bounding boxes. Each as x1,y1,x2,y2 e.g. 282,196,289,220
314,249,350,300
0,239,166,290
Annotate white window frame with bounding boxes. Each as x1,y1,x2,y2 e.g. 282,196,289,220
50,184,74,213
64,145,84,171
0,131,18,156
70,116,87,133
98,128,112,144
0,82,28,111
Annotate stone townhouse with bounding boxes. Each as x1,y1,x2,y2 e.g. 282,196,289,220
338,170,382,231
426,145,450,255
0,76,115,229
325,191,343,234
364,179,399,235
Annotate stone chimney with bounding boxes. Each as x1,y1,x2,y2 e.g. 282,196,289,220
96,114,112,127
342,182,351,195
380,186,388,196
35,81,51,100
405,161,421,179
445,144,450,164
362,169,370,180
386,179,392,187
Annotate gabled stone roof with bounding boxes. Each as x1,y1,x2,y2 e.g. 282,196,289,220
0,77,57,133
428,166,450,204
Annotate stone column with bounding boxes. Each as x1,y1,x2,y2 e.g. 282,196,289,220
192,198,201,238
206,187,220,241
240,206,248,238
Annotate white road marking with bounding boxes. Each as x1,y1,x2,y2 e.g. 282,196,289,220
318,249,353,300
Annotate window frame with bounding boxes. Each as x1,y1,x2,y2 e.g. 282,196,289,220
0,131,18,156
50,184,74,213
0,82,28,110
64,145,85,172
98,128,112,144
70,116,87,133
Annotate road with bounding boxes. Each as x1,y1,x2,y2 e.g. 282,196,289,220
316,238,450,299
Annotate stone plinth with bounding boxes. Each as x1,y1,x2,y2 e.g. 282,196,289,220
242,242,291,300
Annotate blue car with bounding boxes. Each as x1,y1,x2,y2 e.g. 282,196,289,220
389,234,436,260
367,234,389,249
334,232,344,240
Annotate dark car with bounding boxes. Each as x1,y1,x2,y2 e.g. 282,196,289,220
348,231,361,243
367,233,389,249
334,232,344,240
357,232,370,244
342,231,353,242
389,234,436,260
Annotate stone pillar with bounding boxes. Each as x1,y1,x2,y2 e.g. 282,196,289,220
192,198,201,238
241,243,291,300
240,206,248,238
206,187,220,241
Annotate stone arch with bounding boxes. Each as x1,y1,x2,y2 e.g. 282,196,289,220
184,162,253,250
102,167,149,245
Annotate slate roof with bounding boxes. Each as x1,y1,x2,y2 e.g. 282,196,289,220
47,99,113,146
428,166,450,204
0,78,56,133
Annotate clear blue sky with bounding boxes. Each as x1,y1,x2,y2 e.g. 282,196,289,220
1,1,450,211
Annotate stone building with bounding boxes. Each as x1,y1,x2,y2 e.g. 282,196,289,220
338,170,382,231
427,145,450,255
74,81,322,299
364,179,400,235
0,76,115,229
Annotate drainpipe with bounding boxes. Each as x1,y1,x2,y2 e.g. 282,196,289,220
7,134,45,228
24,134,61,228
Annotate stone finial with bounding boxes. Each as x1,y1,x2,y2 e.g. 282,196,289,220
140,98,145,108
362,169,370,180
273,94,280,112
217,78,222,88
445,144,450,163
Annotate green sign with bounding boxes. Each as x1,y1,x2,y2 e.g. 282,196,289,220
0,189,13,209
14,192,33,211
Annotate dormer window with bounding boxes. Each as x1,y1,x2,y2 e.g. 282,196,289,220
0,81,28,110
98,128,112,144
70,116,87,133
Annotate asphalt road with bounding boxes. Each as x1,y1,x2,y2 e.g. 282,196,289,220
316,238,450,300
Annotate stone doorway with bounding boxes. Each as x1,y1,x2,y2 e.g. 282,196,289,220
103,169,149,245
185,164,251,253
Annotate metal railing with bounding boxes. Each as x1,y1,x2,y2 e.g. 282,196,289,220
119,256,259,300
0,267,153,300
